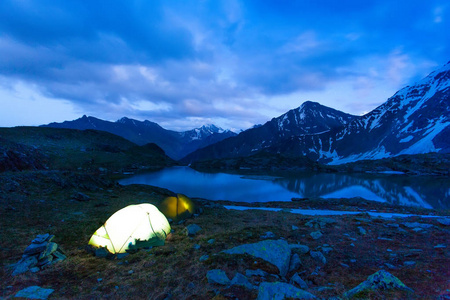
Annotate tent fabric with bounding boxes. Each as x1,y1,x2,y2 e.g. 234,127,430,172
88,203,171,254
159,194,195,222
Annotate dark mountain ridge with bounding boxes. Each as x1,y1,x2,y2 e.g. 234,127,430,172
183,61,450,165
42,116,236,160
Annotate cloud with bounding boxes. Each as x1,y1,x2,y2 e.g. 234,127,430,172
0,0,448,130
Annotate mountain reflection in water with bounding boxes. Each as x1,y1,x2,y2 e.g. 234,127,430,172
118,167,450,210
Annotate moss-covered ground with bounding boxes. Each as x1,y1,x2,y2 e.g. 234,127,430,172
0,171,449,299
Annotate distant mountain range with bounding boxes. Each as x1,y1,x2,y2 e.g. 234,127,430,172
42,116,236,160
182,61,450,164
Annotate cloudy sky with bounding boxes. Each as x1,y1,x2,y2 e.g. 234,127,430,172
0,0,448,131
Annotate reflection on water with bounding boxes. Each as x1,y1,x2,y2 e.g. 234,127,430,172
118,167,450,209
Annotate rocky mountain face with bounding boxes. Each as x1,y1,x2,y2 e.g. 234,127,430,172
181,101,356,163
42,117,236,160
183,61,450,165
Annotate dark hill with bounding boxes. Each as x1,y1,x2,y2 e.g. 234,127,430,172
0,127,177,172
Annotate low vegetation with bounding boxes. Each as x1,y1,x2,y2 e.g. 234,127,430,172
0,127,449,299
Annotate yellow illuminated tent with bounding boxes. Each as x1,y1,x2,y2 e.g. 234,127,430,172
88,203,171,254
159,194,195,222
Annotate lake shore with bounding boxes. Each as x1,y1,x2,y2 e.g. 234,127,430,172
1,170,449,299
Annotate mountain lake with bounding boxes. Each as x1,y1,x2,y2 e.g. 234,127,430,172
118,166,450,210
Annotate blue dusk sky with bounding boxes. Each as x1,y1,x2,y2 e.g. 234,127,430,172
0,0,448,131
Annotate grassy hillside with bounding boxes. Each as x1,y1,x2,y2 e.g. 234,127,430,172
0,127,177,172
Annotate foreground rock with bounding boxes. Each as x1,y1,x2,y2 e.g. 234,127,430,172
223,239,291,277
257,282,316,299
12,234,66,276
14,286,54,299
344,270,414,298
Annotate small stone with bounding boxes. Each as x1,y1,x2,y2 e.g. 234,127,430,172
97,278,103,282
290,244,310,255
246,269,268,277
289,253,302,272
116,253,130,260
193,244,201,250
32,234,52,244
95,247,110,258
15,286,54,300
344,270,414,298
403,222,433,229
358,226,367,235
185,224,202,237
340,263,350,268
292,225,299,231
385,263,397,269
230,272,254,290
39,242,58,260
199,255,209,262
257,282,316,300
72,191,90,201
128,270,134,275
37,255,53,267
207,239,215,244
434,244,446,249
290,273,308,289
403,261,416,266
437,218,450,226
30,267,41,273
13,256,38,276
261,231,276,239
206,269,230,285
24,242,48,256
310,251,326,264
321,246,333,254
310,231,323,240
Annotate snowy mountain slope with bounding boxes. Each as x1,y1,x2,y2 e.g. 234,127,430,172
180,101,356,163
184,61,450,165
42,116,236,160
317,60,450,164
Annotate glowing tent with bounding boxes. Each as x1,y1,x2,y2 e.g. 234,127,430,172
88,203,171,254
159,194,196,222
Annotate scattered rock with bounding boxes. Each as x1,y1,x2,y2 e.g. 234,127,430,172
403,222,433,229
15,286,54,300
199,255,209,262
193,244,201,250
12,234,66,276
290,244,310,255
344,270,414,298
310,231,323,240
289,253,302,272
230,272,255,290
357,226,367,235
310,251,326,264
261,231,276,239
257,282,316,299
185,224,202,237
305,217,337,229
292,225,299,231
206,269,230,285
321,245,333,254
95,247,110,258
207,239,215,244
223,239,291,277
290,273,308,289
437,218,450,226
71,191,90,201
246,269,268,277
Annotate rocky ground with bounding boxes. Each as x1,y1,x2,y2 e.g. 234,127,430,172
0,170,449,299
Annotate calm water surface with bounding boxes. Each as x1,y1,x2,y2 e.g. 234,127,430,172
118,167,450,209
